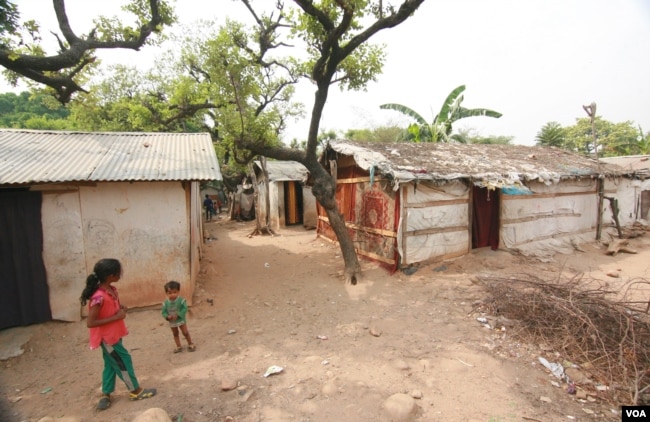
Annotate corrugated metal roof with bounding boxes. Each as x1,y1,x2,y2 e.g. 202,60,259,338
253,160,309,182
0,129,222,185
327,140,629,189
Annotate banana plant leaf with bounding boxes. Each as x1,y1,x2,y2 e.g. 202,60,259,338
379,103,429,127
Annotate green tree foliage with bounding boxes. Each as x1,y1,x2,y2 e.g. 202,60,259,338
380,85,502,142
171,19,303,161
318,130,338,143
345,125,404,143
67,64,206,133
170,18,303,179
606,123,650,157
453,128,512,145
342,125,511,144
535,121,566,148
564,117,638,157
630,126,650,155
467,135,512,145
0,0,19,46
289,138,307,149
536,118,648,157
0,91,72,129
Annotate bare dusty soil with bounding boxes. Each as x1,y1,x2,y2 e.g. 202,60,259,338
2,218,650,422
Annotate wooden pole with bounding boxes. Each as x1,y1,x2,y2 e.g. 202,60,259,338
583,102,603,240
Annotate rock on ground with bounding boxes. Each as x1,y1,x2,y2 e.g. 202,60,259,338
382,393,416,421
131,407,172,422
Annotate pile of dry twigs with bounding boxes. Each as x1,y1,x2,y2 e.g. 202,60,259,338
476,273,650,405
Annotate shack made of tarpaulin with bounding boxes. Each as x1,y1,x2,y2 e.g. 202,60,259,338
317,140,629,271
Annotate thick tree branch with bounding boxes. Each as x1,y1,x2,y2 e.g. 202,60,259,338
240,139,307,164
53,0,81,45
0,0,167,103
342,0,425,56
161,102,221,127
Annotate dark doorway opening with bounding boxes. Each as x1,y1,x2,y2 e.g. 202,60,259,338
0,190,52,329
472,187,500,250
284,181,304,226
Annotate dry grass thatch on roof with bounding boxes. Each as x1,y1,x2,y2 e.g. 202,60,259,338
327,140,628,188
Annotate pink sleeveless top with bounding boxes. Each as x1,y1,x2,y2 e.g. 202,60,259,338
88,286,128,349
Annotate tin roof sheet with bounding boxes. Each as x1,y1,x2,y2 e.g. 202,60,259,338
253,160,309,182
0,129,222,185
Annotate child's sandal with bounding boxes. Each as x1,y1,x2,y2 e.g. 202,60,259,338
96,395,111,411
173,346,182,353
129,388,156,401
188,344,196,352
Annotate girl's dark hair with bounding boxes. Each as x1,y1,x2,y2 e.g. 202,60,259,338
80,258,122,306
164,280,181,292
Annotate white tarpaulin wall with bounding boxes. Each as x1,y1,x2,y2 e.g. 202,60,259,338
603,177,650,226
599,156,650,227
501,179,599,258
398,178,608,264
397,180,470,265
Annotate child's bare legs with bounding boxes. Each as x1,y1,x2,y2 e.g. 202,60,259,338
179,324,195,350
171,326,182,348
171,325,194,351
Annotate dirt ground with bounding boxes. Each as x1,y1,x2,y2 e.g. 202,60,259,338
2,218,650,422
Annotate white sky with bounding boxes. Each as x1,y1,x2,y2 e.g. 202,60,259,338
6,0,650,145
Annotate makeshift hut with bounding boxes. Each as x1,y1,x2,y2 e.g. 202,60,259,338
317,140,629,271
252,160,318,231
0,129,221,329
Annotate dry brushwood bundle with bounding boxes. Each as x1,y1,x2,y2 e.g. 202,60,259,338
475,273,650,406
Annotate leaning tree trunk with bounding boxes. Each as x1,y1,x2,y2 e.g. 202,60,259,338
311,166,362,285
323,206,362,285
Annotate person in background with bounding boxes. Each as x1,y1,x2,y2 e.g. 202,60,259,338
203,194,215,221
161,280,195,353
79,258,157,411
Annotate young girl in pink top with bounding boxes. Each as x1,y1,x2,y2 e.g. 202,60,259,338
80,258,156,411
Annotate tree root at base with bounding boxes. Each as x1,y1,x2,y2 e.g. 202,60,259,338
248,226,276,238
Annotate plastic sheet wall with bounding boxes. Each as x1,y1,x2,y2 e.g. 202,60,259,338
398,180,470,265
500,179,599,258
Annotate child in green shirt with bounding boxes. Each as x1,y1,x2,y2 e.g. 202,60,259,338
161,280,195,353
